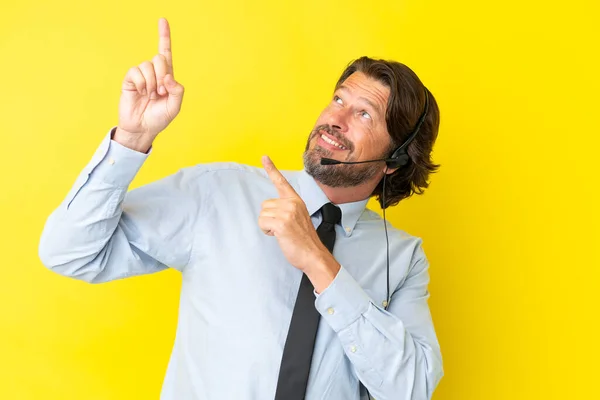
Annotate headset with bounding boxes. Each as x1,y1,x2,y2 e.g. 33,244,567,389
320,87,430,310
320,88,429,400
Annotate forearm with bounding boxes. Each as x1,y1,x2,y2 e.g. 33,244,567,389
315,267,443,400
335,301,442,399
38,127,157,282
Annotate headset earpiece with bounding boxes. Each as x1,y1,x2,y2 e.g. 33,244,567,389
385,148,410,169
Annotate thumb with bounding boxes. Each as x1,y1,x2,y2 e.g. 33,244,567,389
164,74,184,113
164,74,184,98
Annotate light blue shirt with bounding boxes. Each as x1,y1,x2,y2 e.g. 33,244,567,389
39,127,443,400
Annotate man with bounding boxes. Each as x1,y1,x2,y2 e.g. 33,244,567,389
39,18,443,400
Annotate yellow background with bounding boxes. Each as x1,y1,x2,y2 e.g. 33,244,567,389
1,0,598,398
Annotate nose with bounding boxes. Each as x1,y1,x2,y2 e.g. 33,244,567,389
328,107,351,133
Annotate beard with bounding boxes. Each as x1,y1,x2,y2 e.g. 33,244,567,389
303,124,384,188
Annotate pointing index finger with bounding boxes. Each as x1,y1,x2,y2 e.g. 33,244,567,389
262,156,298,198
158,18,173,76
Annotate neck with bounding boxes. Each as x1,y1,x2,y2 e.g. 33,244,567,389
314,174,382,205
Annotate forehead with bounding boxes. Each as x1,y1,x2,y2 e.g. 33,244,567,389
336,71,390,113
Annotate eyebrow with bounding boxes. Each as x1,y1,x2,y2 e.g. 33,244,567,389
337,85,382,117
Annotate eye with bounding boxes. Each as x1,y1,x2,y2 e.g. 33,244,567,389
360,111,372,119
333,95,343,104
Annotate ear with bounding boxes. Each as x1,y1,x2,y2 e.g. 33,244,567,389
382,165,399,175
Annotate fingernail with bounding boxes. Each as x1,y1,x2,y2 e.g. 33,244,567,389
159,85,165,95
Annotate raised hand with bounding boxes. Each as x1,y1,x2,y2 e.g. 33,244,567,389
259,156,335,275
115,18,185,152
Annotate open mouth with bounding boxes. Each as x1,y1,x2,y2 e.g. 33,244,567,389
318,130,348,151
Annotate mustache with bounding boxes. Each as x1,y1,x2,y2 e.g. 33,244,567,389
312,125,353,151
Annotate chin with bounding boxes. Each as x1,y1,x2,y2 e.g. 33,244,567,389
304,146,330,166
303,148,381,188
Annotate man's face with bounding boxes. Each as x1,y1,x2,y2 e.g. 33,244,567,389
303,71,393,188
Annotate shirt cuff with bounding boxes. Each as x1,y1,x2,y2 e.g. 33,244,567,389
314,265,371,332
65,127,151,209
88,127,151,186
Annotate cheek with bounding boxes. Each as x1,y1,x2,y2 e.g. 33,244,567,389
354,131,383,157
315,110,331,125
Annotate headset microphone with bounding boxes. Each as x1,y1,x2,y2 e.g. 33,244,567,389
320,157,394,165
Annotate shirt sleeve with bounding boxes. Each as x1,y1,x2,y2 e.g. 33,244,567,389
38,127,199,283
314,245,444,400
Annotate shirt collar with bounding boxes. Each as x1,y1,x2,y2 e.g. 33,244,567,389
293,169,369,237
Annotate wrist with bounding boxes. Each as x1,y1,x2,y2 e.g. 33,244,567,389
113,127,153,154
304,250,341,294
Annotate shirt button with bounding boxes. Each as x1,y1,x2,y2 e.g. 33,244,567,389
327,307,335,315
350,345,357,353
108,158,115,165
